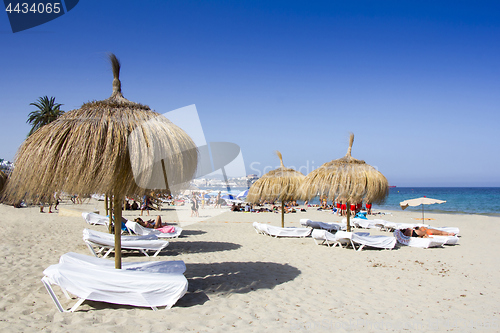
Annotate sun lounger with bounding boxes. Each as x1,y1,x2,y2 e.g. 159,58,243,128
125,220,182,238
428,235,459,245
42,261,188,312
83,228,169,258
393,229,446,248
252,222,266,234
427,226,460,236
252,222,311,238
372,220,429,232
59,252,186,274
85,228,158,241
342,217,381,229
311,229,337,246
257,223,272,235
335,231,396,251
312,230,393,250
82,212,109,226
350,232,396,250
300,219,346,231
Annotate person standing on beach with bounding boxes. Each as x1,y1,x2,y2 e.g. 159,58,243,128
190,194,199,217
215,191,221,209
366,201,372,215
140,194,150,216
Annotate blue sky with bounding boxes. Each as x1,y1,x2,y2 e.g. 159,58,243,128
1,1,499,186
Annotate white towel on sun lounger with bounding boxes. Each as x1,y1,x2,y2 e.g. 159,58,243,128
83,229,169,257
351,232,396,250
125,221,183,239
311,229,337,246
59,252,186,274
335,231,395,250
82,212,109,226
428,235,460,245
341,217,383,229
253,223,311,238
300,219,346,231
43,262,188,309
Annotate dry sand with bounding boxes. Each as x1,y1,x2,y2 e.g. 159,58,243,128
0,200,499,332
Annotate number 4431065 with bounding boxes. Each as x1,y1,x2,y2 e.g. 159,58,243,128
5,2,61,14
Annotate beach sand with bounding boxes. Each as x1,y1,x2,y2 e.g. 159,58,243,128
0,200,499,332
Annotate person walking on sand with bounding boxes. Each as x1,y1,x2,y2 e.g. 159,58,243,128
190,194,199,217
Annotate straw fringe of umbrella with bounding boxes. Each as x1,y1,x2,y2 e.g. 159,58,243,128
0,170,7,195
247,151,305,227
299,134,389,231
3,54,197,203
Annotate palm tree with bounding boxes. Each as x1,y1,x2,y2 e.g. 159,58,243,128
27,96,64,136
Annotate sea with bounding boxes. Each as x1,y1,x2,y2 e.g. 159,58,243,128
199,187,500,217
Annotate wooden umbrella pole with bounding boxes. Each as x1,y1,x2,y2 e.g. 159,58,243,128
422,204,424,221
281,201,285,228
346,200,351,232
108,195,113,234
113,194,122,269
105,194,109,216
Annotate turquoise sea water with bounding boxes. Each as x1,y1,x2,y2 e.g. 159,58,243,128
200,186,500,217
375,187,500,216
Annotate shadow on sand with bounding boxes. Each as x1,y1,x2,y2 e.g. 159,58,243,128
179,229,207,236
73,261,300,311
165,241,241,255
176,261,301,307
103,241,241,258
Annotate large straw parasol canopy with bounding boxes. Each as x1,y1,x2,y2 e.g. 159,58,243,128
4,54,197,203
3,54,198,268
247,151,305,227
299,133,389,231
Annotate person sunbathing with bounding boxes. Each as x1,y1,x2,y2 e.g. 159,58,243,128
402,227,455,238
134,216,163,229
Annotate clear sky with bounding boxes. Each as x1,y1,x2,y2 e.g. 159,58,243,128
1,1,499,187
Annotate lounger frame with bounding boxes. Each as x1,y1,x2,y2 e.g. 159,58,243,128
84,239,165,258
41,276,159,312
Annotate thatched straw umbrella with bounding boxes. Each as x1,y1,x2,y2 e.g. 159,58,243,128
3,54,198,268
299,134,389,232
246,151,305,227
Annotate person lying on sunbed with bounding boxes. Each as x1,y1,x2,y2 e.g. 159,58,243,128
401,227,456,238
134,216,164,229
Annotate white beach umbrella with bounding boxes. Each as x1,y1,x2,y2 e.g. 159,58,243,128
236,189,249,199
400,197,446,221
